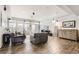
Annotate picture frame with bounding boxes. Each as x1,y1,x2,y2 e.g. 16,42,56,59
62,20,76,28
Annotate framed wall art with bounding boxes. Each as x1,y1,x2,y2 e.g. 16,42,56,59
62,20,76,28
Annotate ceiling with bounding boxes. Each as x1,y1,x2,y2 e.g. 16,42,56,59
58,5,79,16
9,5,69,20
67,5,79,16
3,5,79,20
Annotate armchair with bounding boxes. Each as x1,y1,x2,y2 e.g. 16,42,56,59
30,33,48,45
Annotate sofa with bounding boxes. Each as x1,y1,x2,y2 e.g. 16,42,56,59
2,34,11,47
10,33,26,46
30,33,48,45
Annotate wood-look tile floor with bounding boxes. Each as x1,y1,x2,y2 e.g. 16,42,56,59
0,36,79,54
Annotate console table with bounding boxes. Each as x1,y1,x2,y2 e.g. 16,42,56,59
58,29,79,41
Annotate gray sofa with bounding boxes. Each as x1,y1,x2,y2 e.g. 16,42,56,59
10,33,26,46
30,33,48,45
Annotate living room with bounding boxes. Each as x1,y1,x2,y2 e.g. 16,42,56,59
0,5,79,54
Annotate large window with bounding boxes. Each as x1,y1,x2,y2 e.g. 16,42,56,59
8,17,40,35
31,22,40,34
24,21,30,35
9,20,16,33
16,20,24,34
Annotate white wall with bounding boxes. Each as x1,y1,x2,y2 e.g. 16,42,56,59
56,14,77,29
9,5,69,31
74,16,79,30
0,5,11,48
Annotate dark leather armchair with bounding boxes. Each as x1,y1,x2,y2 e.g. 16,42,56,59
10,33,26,46
30,33,48,45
